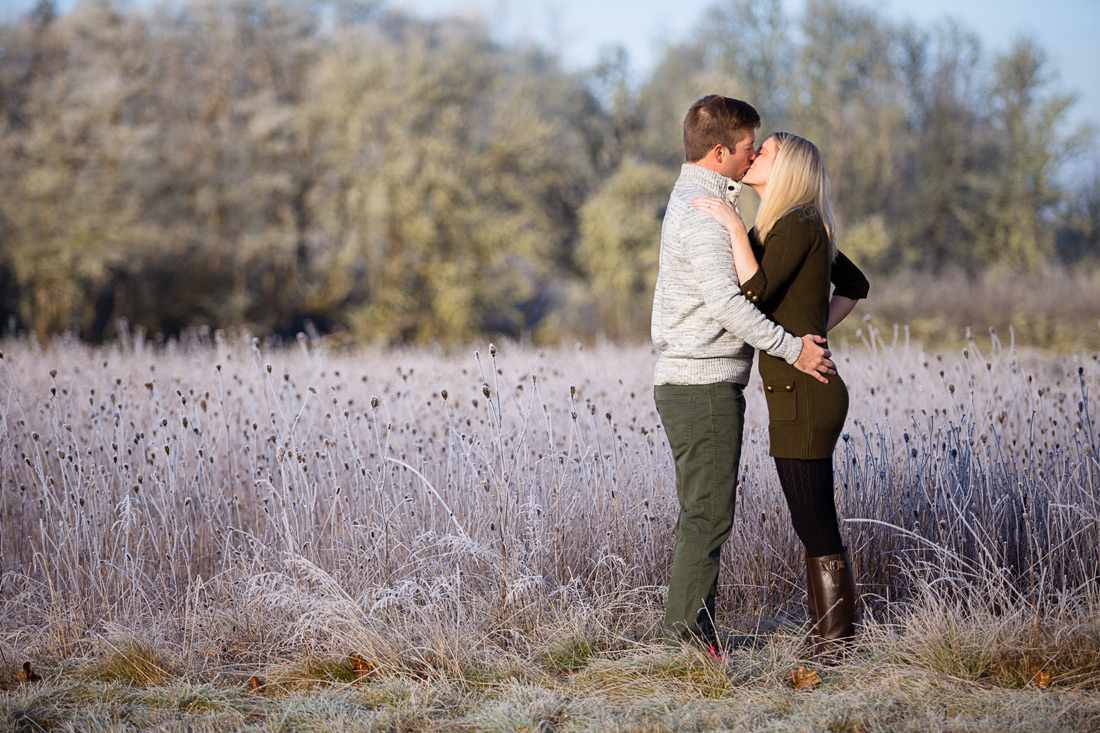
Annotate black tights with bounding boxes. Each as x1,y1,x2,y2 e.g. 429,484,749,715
773,457,845,557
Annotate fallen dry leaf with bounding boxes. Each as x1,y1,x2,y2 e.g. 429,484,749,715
1027,660,1053,689
787,666,822,690
221,645,246,661
413,653,440,680
19,662,42,683
246,675,264,692
350,652,372,678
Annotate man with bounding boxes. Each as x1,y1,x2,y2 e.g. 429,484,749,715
652,95,833,652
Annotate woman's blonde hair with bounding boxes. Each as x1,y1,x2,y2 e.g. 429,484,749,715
753,131,836,259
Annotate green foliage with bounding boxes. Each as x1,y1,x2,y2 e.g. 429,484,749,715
891,19,990,270
301,19,599,342
576,159,672,338
0,0,1096,343
638,0,1096,278
87,639,177,687
979,39,1090,273
837,215,890,272
0,1,155,336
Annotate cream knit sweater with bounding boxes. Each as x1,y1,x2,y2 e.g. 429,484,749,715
651,164,803,386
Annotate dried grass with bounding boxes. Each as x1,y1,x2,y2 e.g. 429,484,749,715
1,327,1098,728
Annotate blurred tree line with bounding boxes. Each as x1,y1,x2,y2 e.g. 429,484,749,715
0,0,1096,343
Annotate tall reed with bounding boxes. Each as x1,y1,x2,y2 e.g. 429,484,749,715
1,326,1096,666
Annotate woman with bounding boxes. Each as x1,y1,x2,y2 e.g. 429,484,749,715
693,132,869,659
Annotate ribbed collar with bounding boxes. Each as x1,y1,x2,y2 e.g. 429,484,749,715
677,163,733,197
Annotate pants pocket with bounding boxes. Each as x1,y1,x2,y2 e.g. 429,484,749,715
655,395,696,459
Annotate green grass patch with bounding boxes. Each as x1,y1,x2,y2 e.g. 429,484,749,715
83,638,178,687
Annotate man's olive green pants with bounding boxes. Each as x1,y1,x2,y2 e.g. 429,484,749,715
654,382,746,646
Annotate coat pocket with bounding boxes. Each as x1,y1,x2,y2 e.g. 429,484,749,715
763,382,797,422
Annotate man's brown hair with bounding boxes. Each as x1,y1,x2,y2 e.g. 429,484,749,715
683,95,761,163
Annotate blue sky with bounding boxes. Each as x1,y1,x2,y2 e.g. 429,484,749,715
4,0,1097,135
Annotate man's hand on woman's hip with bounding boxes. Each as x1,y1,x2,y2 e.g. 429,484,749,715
793,334,833,384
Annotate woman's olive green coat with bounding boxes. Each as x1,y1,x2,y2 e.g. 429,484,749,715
740,207,869,459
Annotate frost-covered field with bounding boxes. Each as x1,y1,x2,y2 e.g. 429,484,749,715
2,329,1099,730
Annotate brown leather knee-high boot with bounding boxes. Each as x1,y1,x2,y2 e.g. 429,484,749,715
805,559,818,640
806,550,857,659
